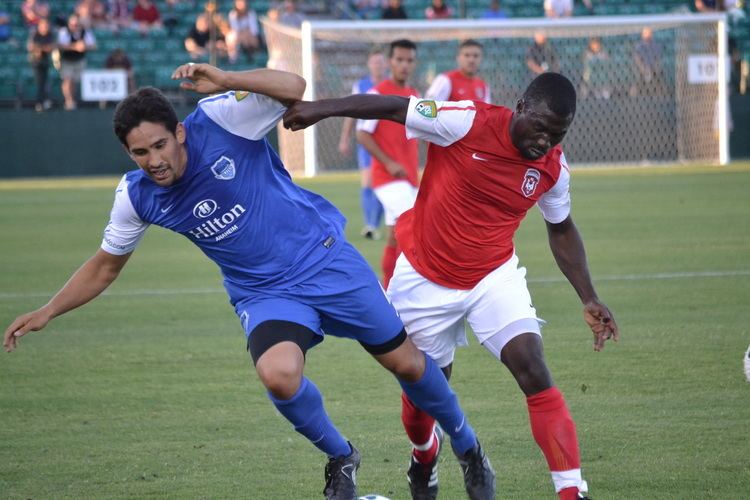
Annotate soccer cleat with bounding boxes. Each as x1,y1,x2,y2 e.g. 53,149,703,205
453,440,496,500
324,442,361,500
360,226,381,240
407,426,444,500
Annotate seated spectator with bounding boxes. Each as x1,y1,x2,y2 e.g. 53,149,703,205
544,0,572,18
21,0,50,27
75,0,108,29
695,0,738,12
105,47,136,93
482,0,509,19
185,13,226,60
226,0,260,63
582,37,611,99
279,0,305,27
132,0,162,32
426,0,453,19
107,0,131,31
28,17,55,110
0,10,11,42
57,13,96,110
382,0,407,19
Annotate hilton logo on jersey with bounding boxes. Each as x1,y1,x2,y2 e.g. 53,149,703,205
189,200,247,241
522,168,541,198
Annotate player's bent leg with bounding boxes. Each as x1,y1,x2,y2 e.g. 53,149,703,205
496,332,587,500
251,320,353,462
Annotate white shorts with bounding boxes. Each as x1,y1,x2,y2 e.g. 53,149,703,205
388,253,543,368
373,180,418,226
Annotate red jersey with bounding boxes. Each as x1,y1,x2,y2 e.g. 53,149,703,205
397,98,571,290
357,79,420,189
426,70,491,103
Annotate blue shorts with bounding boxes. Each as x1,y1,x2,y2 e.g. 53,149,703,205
357,145,371,170
234,242,403,349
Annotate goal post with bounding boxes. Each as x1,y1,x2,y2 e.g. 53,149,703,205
263,13,730,176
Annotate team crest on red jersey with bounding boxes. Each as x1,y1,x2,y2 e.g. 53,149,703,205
522,168,541,197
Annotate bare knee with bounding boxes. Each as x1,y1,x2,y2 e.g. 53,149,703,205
373,337,425,383
255,343,305,399
501,333,553,396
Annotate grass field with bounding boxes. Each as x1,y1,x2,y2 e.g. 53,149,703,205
1,164,749,499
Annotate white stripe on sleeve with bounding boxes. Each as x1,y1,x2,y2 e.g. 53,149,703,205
199,91,286,141
425,73,451,101
404,96,475,147
537,153,571,224
101,175,149,255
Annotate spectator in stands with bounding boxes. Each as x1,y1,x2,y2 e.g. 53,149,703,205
279,0,305,27
0,10,11,42
185,13,227,60
382,0,407,20
58,13,96,110
132,0,163,32
28,17,55,111
107,0,131,31
526,32,559,80
544,0,572,18
21,0,50,27
633,27,664,95
226,0,260,63
425,0,453,19
582,37,611,99
105,47,135,93
481,0,509,19
75,0,108,29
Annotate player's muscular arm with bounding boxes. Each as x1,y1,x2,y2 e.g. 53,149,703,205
283,95,409,131
3,249,131,352
172,63,305,106
546,216,619,351
356,130,407,178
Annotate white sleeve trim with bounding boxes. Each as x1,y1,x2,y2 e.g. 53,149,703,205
537,153,571,223
199,91,286,140
425,73,451,101
484,83,492,104
101,175,149,255
404,96,475,147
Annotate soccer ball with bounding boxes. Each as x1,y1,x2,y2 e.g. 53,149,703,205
744,345,750,383
358,496,391,500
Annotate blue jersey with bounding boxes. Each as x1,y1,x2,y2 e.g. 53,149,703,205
102,91,347,305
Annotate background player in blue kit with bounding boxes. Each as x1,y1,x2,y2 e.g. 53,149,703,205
3,63,494,500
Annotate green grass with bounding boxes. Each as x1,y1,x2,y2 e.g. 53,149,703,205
1,164,750,499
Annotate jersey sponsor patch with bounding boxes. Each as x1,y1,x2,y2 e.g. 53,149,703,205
234,90,250,101
211,155,236,180
415,100,438,118
522,168,541,197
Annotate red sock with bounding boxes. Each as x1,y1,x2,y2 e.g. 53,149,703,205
526,387,582,497
559,487,581,500
401,392,438,464
381,242,399,289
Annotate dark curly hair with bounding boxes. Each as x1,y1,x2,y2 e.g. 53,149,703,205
523,72,577,119
113,87,179,146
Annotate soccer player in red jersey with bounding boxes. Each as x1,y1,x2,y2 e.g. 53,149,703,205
356,39,421,288
284,72,619,500
425,39,491,104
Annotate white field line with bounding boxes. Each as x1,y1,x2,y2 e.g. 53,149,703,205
1,270,749,301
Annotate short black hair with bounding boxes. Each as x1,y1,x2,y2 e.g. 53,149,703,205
523,72,576,118
459,39,483,51
113,87,179,146
389,39,417,58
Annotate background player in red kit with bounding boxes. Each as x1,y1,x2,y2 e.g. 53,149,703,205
284,72,619,500
425,39,491,104
356,39,420,287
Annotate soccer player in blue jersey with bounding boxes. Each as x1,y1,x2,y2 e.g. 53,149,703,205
337,48,387,240
3,63,495,500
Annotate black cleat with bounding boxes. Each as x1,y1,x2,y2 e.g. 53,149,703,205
407,426,444,500
323,442,360,500
454,440,496,500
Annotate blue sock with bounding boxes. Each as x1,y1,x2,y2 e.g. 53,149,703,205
370,192,384,229
361,187,372,227
268,377,351,458
362,187,382,229
399,353,477,455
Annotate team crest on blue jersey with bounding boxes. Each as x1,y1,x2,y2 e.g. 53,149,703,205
522,168,541,198
211,156,236,180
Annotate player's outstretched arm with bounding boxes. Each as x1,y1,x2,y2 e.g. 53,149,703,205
546,216,619,352
3,249,131,352
283,94,410,131
172,63,305,106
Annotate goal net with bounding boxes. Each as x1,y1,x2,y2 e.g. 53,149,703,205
262,13,730,176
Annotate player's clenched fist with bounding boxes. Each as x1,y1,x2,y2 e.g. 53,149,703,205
3,309,52,352
283,101,322,131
